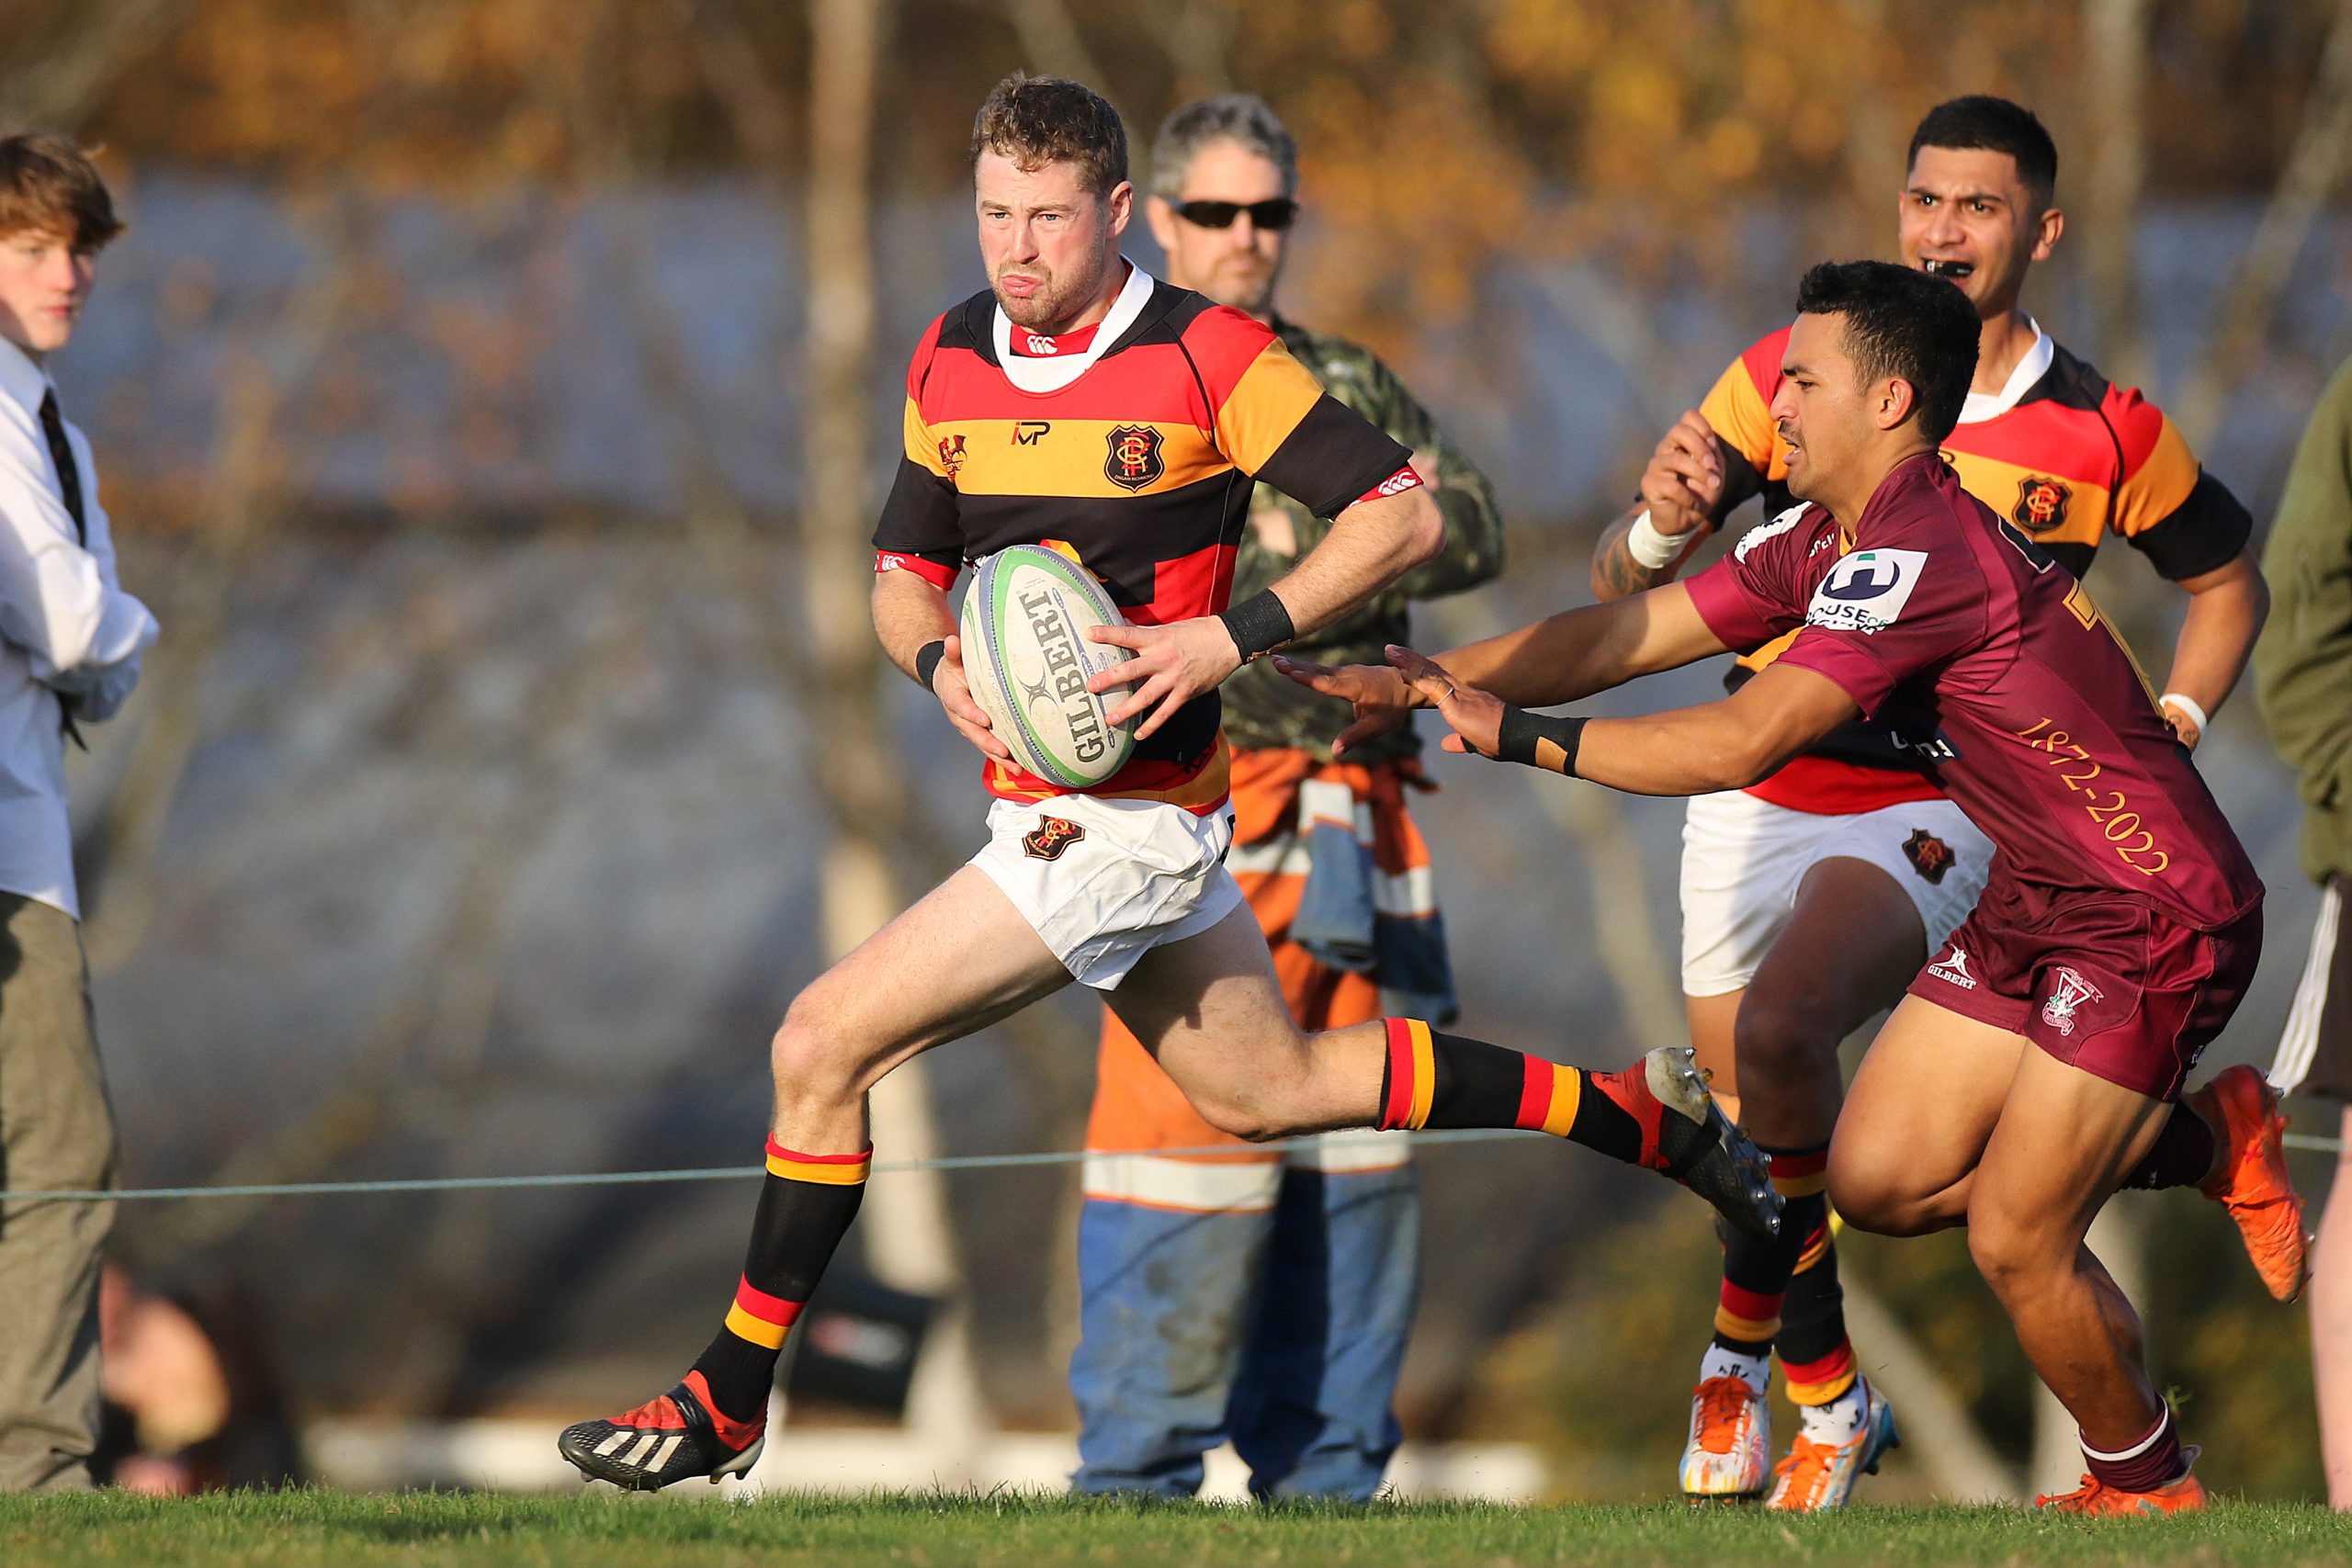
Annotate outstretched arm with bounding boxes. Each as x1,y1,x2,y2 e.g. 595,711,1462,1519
1395,653,1861,796
1279,580,1732,755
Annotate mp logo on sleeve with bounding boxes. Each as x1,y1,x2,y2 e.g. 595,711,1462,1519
1805,548,1928,634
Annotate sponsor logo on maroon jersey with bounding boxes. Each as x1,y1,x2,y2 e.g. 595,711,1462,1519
1104,425,1165,491
2013,475,2072,534
1023,816,1087,861
1903,829,1956,885
938,434,967,477
2041,966,2105,1036
1926,945,1978,990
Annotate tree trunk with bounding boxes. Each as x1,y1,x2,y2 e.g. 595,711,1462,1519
2082,0,2150,389
801,0,987,1468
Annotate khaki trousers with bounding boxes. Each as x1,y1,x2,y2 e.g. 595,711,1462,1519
0,893,113,1492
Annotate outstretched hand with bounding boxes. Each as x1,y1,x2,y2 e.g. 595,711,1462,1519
1381,646,1506,760
1274,652,1416,757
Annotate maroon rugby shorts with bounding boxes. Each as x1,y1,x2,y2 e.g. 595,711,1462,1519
1908,869,2263,1102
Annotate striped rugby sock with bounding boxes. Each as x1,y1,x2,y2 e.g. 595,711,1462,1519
1374,1018,1644,1164
1776,1187,1856,1408
1712,1145,1830,1359
688,1137,870,1425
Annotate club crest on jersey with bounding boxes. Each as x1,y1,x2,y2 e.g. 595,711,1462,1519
1903,829,1956,885
2013,475,2072,534
2041,966,2105,1037
1104,425,1164,491
1806,547,1928,634
1926,945,1977,990
937,434,967,477
1023,816,1086,861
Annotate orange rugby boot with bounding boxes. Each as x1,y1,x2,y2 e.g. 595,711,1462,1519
2034,1468,2207,1516
1679,1374,1770,1501
2188,1064,2311,1302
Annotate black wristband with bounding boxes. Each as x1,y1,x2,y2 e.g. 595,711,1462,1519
914,638,947,692
1217,589,1295,665
1495,705,1587,775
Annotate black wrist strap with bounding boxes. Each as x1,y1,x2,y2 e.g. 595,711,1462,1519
1495,705,1587,775
1217,589,1295,665
914,639,947,692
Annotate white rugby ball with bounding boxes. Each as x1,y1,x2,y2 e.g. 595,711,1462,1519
959,545,1138,788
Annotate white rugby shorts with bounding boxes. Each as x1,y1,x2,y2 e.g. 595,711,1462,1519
1679,788,1994,998
970,792,1242,991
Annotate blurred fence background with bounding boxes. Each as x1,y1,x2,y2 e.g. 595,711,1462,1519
12,0,2351,1500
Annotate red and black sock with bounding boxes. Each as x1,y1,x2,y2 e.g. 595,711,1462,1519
2120,1102,2217,1191
1374,1018,1656,1165
687,1137,870,1425
1710,1144,1831,1357
1777,1200,1856,1408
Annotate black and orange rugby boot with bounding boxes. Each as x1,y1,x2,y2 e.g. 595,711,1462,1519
1623,1045,1782,1243
558,1371,764,1490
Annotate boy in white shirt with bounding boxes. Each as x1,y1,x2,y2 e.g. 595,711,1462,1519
0,131,158,1494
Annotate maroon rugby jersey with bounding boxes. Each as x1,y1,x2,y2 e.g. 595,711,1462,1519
1682,453,2262,931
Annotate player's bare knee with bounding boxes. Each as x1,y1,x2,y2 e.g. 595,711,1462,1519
769,993,864,1105
1732,989,1838,1085
1828,1145,1928,1235
1964,1202,2066,1295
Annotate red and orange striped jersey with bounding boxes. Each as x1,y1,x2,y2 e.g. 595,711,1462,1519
873,267,1412,811
1697,321,2251,812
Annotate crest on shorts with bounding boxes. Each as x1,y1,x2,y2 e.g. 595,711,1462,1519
2041,965,2105,1037
1902,829,1956,885
1023,816,1087,861
1104,425,1164,491
2013,475,2072,534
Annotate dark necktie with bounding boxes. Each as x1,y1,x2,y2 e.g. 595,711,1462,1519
38,389,83,545
38,389,87,747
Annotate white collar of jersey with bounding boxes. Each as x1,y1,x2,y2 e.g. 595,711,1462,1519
992,261,1153,393
1956,316,2052,425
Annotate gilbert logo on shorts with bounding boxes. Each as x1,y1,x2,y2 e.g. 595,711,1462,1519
1023,816,1086,861
1805,547,1928,635
2041,966,2105,1037
1926,945,1977,990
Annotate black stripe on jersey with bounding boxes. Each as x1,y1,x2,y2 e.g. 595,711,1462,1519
1256,394,1415,520
2021,342,2111,414
951,478,1248,608
876,456,963,558
2047,540,2096,581
2128,468,2253,581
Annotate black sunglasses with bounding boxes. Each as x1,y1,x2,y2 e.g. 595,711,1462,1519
1170,197,1298,231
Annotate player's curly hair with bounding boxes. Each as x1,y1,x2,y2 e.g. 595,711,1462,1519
969,72,1128,197
0,132,122,252
1795,259,1981,443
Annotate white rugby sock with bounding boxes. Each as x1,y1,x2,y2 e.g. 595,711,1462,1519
1700,1345,1769,1396
1799,1379,1869,1443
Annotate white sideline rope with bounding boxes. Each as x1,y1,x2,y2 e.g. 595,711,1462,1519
2,1128,2338,1205
0,1127,1538,1203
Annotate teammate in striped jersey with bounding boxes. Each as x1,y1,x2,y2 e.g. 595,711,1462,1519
1584,97,2284,1509
555,73,1779,1493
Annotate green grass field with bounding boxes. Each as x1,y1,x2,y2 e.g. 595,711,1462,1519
8,1490,2352,1568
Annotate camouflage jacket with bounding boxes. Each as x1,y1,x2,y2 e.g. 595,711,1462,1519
1222,317,1505,761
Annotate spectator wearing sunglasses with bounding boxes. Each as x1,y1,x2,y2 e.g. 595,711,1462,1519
1069,93,1504,1502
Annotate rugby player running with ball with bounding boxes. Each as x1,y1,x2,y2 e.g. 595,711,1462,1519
1291,259,2298,1516
555,73,1778,1492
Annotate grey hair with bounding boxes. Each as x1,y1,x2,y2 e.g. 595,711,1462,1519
1149,94,1298,199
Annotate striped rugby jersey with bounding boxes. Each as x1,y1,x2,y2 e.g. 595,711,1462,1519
1698,320,2251,813
874,265,1413,811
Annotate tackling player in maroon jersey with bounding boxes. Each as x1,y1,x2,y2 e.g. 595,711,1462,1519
1289,260,2304,1515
